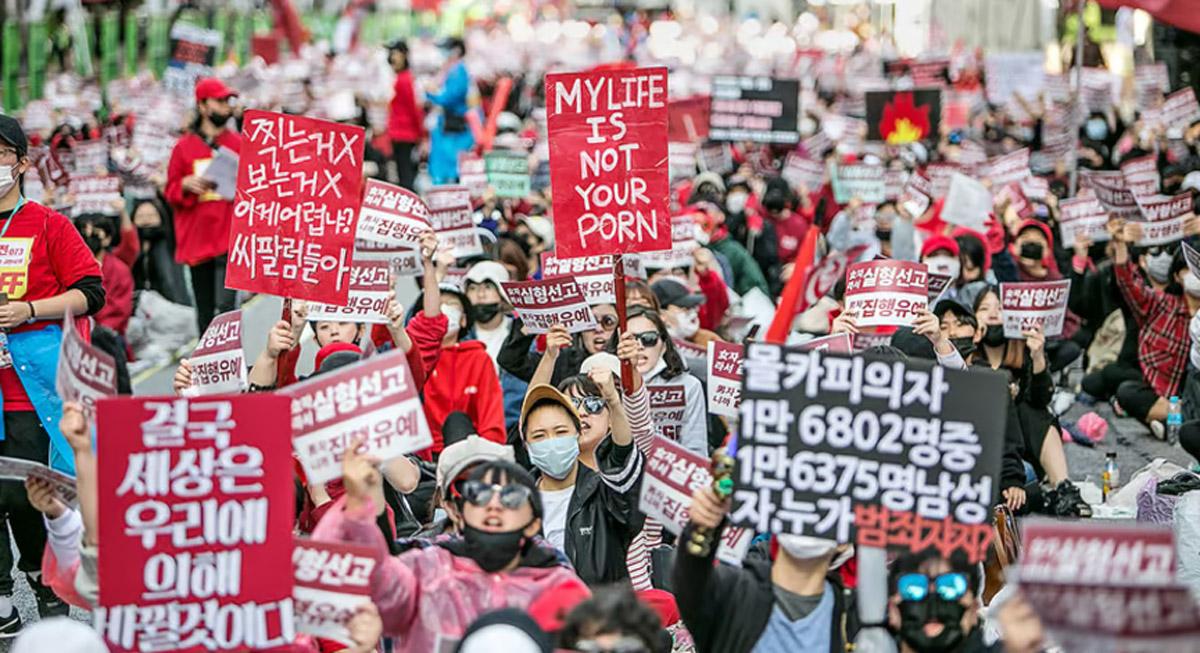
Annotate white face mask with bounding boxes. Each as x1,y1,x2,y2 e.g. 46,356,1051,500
726,193,748,214
0,165,17,198
668,309,699,339
925,255,961,281
1185,273,1200,299
442,304,463,330
776,534,853,569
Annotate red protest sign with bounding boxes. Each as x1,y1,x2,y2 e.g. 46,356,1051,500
1059,196,1110,245
227,110,365,305
501,276,598,334
649,385,686,444
355,180,431,249
706,341,743,419
187,310,246,397
293,538,377,645
540,252,615,305
306,257,394,324
283,349,432,485
1156,87,1200,132
843,260,929,328
95,395,295,652
424,185,482,259
545,67,671,259
1000,280,1071,338
55,315,116,423
667,95,711,142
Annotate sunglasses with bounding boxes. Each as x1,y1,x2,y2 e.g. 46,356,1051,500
571,396,607,415
897,572,969,602
1145,244,1178,257
456,480,532,510
632,331,660,348
596,313,619,330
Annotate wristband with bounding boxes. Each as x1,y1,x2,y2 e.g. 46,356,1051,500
26,301,36,322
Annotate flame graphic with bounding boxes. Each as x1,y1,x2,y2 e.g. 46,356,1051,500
880,92,932,144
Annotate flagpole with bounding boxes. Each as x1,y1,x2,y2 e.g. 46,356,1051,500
1068,0,1086,197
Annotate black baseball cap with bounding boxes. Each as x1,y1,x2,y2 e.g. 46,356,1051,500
0,115,27,158
651,277,705,309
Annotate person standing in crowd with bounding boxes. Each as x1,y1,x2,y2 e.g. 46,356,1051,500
386,40,425,190
0,115,106,628
426,37,476,184
129,198,189,306
165,77,240,335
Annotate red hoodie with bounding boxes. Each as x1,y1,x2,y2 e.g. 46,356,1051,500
165,130,241,266
387,69,426,144
422,339,506,456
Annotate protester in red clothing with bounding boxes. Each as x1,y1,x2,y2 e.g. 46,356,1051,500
760,177,810,272
165,77,241,335
74,215,133,337
386,41,425,191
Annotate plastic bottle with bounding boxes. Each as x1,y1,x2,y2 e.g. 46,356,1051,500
1103,452,1119,502
1168,396,1183,445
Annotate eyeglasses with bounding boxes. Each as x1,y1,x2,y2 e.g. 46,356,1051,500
456,480,532,510
0,149,18,164
897,572,969,602
575,638,649,653
632,331,660,348
595,313,619,331
571,396,607,415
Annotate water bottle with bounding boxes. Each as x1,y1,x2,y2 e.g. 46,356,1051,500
1102,452,1119,502
1168,396,1183,446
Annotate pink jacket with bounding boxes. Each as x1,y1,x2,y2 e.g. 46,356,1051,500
313,497,587,653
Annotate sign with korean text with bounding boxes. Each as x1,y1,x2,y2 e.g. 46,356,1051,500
0,457,78,506
733,345,1006,563
540,252,615,305
458,153,488,199
68,175,121,216
545,67,670,259
1135,63,1169,110
355,180,431,249
648,385,687,446
1135,193,1192,246
228,111,364,305
95,395,295,652
831,163,885,204
424,185,482,259
884,169,909,202
783,153,827,191
709,76,800,144
994,182,1033,220
900,168,932,217
293,538,377,645
501,276,598,335
798,333,853,354
706,341,743,419
283,350,431,484
305,256,395,324
71,140,109,177
699,143,734,175
984,52,1046,108
925,163,962,200
999,280,1071,339
1156,88,1200,132
187,310,247,397
484,151,531,199
353,238,423,278
843,260,929,328
985,148,1030,188
1058,197,1111,245
1080,170,1140,220
55,315,117,423
669,142,697,180
1120,155,1160,200
162,23,221,97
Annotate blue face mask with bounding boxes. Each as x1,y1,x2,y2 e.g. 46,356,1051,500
1085,119,1108,142
528,436,580,480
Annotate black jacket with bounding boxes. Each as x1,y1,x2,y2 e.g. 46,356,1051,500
497,316,590,387
672,525,855,653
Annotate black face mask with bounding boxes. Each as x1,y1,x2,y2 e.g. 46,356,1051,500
949,336,976,358
982,324,1007,348
461,523,529,573
897,598,969,653
876,229,892,243
208,112,232,128
470,302,502,324
81,230,103,256
138,225,168,242
1018,242,1044,261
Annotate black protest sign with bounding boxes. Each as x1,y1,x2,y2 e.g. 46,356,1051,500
732,345,1006,563
709,76,800,144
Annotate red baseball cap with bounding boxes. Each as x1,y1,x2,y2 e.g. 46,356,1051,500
194,77,238,102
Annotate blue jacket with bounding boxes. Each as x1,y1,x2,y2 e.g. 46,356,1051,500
6,325,75,475
428,61,476,184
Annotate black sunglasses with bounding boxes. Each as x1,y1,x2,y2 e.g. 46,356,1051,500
1145,244,1179,257
457,480,533,510
632,331,660,348
596,313,619,330
571,396,607,415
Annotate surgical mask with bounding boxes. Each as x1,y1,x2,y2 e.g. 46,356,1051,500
897,597,969,653
800,117,817,137
925,256,961,280
982,324,1007,348
776,534,853,569
442,304,463,330
0,165,17,197
470,302,502,324
668,310,700,339
1146,252,1173,284
1185,274,1200,298
1085,118,1108,142
1018,242,1044,262
726,193,748,214
528,436,580,480
462,523,530,573
950,336,976,358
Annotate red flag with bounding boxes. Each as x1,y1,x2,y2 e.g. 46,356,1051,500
765,226,821,343
1095,0,1200,34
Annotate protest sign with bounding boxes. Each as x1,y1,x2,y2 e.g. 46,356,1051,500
458,152,488,199
733,344,1006,563
1021,176,1050,202
706,341,743,419
698,143,734,175
843,260,928,328
228,111,364,305
883,59,950,88
55,315,116,423
425,185,482,259
540,252,616,305
984,52,1046,108
162,23,222,98
799,333,853,354
501,277,598,335
865,89,941,144
1019,519,1175,586
985,148,1030,187
709,76,800,144
1121,155,1161,199
782,153,827,191
353,238,423,278
648,385,687,444
0,457,78,505
667,95,711,142
306,257,394,324
1184,242,1200,280
1134,193,1193,246
187,310,247,397
674,338,707,364
68,175,121,216
883,169,909,202
1156,88,1200,132
1058,196,1111,245
941,173,993,232
925,163,961,199
669,142,697,180
293,538,377,645
831,163,886,204
899,168,932,217
795,245,870,317
284,350,432,484
354,180,430,249
201,146,239,201
1000,280,1071,338
442,267,469,290
545,67,671,259
993,181,1033,220
95,395,295,652
71,140,109,176
1135,63,1170,110
484,151,531,198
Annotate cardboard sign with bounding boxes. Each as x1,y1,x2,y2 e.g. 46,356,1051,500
55,315,116,424
783,153,827,191
424,186,482,259
1135,193,1192,246
706,341,743,419
900,168,932,217
540,252,616,305
733,345,1006,563
283,350,433,484
95,395,295,652
865,89,941,144
709,76,800,144
831,163,885,204
1156,87,1200,132
293,538,377,645
798,333,853,354
667,95,711,142
1121,155,1160,200
458,153,488,199
843,260,929,328
0,457,78,505
501,276,598,335
999,280,1071,339
68,175,121,216
355,180,431,249
484,151,531,199
545,67,671,259
941,173,993,232
1059,197,1111,246
985,148,1030,187
648,385,687,444
228,111,365,306
187,310,247,397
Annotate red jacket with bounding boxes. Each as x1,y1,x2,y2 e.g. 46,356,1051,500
422,340,506,455
388,70,426,144
95,254,133,336
696,268,729,333
771,210,812,264
165,130,241,265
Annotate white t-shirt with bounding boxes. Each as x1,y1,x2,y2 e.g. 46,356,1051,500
474,317,512,374
540,486,574,552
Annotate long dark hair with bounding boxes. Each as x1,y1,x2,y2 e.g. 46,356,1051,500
607,306,686,379
972,286,1026,371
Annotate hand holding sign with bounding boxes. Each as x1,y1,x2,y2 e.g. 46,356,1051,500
342,436,382,514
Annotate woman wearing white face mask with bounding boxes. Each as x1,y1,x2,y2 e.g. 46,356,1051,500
651,277,722,349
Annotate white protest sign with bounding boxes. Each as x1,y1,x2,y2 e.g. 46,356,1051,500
306,257,396,324
540,252,616,305
293,538,376,645
648,385,687,444
1120,155,1160,200
425,186,482,259
984,52,1046,108
900,168,932,217
501,277,598,335
941,173,993,232
706,341,743,419
1134,193,1192,246
0,457,78,506
1059,197,1111,246
187,310,247,396
985,148,1031,188
832,163,886,204
55,313,117,423
355,180,432,249
1156,88,1200,132
843,260,929,328
1000,280,1072,339
782,153,827,191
